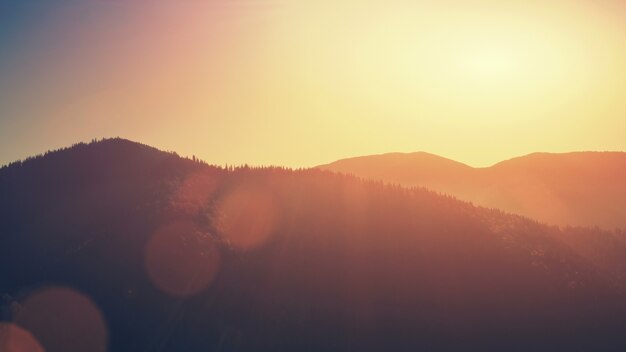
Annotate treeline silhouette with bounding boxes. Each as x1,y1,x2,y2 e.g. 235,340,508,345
2,138,626,351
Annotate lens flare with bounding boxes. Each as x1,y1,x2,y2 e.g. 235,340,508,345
169,170,219,216
15,287,108,352
215,185,279,251
0,323,45,352
145,221,221,297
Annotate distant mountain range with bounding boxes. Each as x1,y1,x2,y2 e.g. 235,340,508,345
2,139,626,351
319,151,626,228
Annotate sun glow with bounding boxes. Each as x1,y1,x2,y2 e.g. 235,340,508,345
1,0,626,167
462,48,523,81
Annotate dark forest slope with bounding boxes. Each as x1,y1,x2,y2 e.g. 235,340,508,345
2,139,626,352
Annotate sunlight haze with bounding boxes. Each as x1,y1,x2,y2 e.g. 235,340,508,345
1,0,625,167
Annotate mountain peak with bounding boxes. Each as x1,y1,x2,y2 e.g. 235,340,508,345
320,150,626,228
4,141,626,351
321,151,470,167
492,151,626,169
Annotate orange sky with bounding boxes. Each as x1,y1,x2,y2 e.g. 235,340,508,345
1,0,626,167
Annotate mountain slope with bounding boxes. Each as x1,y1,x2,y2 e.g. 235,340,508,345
2,139,626,351
317,152,473,194
320,151,626,228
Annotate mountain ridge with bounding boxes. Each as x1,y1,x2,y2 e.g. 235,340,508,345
319,150,626,228
3,139,626,351
320,150,626,171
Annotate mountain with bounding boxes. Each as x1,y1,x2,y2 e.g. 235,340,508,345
319,151,626,228
2,139,626,351
317,152,473,193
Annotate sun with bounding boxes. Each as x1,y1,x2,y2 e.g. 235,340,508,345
462,47,524,81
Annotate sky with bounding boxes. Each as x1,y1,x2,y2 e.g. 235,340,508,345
1,0,626,168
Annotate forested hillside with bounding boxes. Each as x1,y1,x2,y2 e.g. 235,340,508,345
2,139,626,351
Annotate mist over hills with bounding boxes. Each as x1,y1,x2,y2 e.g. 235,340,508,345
2,139,626,351
320,151,626,228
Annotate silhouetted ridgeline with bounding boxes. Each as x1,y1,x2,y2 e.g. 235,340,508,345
2,138,626,352
320,151,626,228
